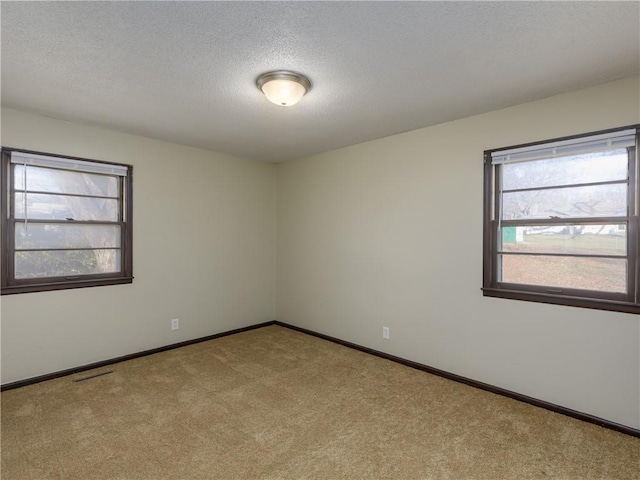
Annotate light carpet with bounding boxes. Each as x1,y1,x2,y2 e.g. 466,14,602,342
2,325,639,479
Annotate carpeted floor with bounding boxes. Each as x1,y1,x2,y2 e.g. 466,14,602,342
2,325,639,479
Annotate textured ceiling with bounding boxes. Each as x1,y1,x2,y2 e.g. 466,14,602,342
2,2,639,162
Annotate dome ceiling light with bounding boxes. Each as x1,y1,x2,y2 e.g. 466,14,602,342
256,70,312,107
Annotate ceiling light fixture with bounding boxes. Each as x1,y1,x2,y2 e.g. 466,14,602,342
256,70,311,107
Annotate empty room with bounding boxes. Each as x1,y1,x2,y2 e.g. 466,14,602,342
1,1,639,479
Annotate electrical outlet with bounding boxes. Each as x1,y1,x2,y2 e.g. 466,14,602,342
383,326,390,340
171,319,179,331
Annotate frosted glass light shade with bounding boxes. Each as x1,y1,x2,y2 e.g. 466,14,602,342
257,71,311,107
261,79,306,106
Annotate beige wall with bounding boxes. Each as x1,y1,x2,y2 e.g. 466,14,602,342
1,108,276,384
2,77,639,429
276,77,640,428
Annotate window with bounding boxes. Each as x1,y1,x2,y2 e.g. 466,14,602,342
1,148,133,294
483,126,639,314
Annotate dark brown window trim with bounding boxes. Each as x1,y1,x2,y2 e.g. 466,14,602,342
1,147,133,295
482,288,640,315
2,277,134,295
483,125,640,315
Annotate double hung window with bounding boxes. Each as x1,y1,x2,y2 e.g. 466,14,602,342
1,148,133,294
483,126,639,314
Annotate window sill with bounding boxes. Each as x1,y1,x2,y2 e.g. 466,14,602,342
482,287,639,314
1,277,133,295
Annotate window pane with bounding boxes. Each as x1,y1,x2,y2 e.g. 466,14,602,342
500,225,626,255
15,223,121,249
15,249,120,278
502,183,626,220
502,151,628,190
500,254,626,293
14,193,118,221
14,165,118,197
